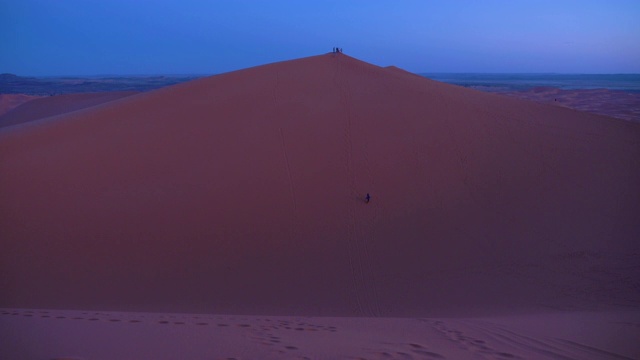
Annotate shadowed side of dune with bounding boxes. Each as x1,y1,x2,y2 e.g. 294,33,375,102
0,91,138,128
0,94,43,117
1,54,639,317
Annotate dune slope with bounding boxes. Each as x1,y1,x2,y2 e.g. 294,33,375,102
1,54,639,317
0,91,138,127
0,94,43,117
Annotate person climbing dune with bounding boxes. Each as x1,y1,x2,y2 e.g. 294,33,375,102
365,193,371,204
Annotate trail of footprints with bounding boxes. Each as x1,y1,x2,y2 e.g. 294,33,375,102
427,319,519,360
3,310,451,360
245,318,338,359
2,309,332,329
1,309,338,359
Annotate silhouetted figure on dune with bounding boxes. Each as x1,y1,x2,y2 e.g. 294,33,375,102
365,193,371,204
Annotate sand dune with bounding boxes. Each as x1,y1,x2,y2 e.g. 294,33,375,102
0,91,138,127
1,54,639,320
0,94,42,117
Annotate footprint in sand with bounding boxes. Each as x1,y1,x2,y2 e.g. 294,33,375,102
407,343,444,358
413,350,445,358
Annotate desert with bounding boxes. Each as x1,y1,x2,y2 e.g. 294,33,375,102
1,53,639,359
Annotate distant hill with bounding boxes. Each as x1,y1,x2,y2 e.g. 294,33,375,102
0,73,33,82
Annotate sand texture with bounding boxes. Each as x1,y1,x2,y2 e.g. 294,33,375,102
1,53,639,358
1,309,638,359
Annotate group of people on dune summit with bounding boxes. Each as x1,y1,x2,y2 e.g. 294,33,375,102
332,47,343,53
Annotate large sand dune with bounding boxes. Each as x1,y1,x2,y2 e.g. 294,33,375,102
1,54,639,319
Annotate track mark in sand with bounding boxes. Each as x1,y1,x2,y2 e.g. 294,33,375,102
369,342,446,360
407,343,445,358
554,339,636,360
443,319,622,360
280,127,299,242
336,57,382,317
427,319,521,359
335,57,367,316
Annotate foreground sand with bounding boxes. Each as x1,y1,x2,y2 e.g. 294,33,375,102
2,308,638,359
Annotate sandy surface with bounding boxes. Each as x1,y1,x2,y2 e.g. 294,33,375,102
497,87,640,123
0,93,43,117
1,53,639,358
2,309,638,359
0,91,138,127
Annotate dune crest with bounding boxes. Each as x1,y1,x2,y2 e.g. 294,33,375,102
1,54,638,317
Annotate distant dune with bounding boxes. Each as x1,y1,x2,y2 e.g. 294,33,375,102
0,91,138,128
0,94,42,117
1,54,639,319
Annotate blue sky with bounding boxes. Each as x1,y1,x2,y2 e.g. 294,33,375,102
1,0,639,75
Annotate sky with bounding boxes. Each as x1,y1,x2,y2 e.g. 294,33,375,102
1,0,639,76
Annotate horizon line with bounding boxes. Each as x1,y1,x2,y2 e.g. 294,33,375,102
4,71,640,78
